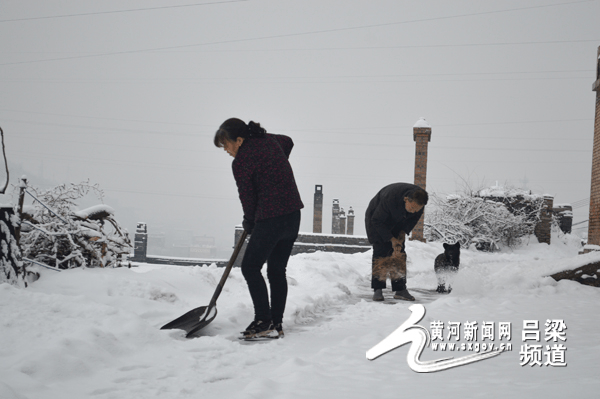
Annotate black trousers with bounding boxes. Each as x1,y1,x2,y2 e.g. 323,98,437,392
241,210,300,324
371,239,407,292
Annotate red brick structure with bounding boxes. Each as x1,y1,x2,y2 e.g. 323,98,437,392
411,117,431,242
586,46,600,251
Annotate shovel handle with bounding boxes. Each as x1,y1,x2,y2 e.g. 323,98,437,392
206,230,248,309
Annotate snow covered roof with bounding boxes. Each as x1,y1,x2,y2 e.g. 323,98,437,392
413,117,431,128
554,203,572,208
478,184,546,200
74,204,115,220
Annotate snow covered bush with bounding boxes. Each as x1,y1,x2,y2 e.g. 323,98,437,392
18,180,132,269
424,188,544,251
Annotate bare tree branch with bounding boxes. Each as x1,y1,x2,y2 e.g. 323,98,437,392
0,126,9,194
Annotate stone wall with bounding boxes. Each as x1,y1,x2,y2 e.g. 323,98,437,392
131,222,228,267
234,227,371,266
132,223,372,268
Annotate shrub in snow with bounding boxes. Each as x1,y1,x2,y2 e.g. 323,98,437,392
18,180,132,269
424,189,544,251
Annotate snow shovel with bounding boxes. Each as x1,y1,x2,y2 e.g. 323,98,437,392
160,230,248,338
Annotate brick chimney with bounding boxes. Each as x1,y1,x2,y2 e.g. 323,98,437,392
132,222,148,261
313,185,323,233
332,199,340,234
586,46,600,251
534,195,554,245
411,117,431,242
347,207,355,235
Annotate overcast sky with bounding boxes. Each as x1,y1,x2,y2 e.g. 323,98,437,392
1,0,599,254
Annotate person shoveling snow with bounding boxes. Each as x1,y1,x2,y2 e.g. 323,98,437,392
214,118,303,340
365,183,428,302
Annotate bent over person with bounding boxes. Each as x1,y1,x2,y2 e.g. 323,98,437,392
214,118,303,339
365,183,428,302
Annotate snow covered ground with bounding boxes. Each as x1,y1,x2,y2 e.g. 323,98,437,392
1,233,599,399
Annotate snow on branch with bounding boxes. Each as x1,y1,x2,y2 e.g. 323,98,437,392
74,205,115,221
424,189,544,251
17,180,132,270
0,126,9,194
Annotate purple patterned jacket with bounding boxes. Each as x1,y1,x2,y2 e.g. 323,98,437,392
232,133,304,222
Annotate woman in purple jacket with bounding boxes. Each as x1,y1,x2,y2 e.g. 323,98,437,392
214,118,303,339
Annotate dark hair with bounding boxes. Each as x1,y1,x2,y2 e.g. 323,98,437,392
213,118,266,147
405,187,429,206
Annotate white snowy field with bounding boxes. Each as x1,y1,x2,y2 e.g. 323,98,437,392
1,233,599,399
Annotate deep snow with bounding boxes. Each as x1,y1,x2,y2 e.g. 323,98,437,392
1,232,599,399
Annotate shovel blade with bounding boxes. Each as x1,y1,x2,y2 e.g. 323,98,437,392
161,305,214,334
185,309,218,338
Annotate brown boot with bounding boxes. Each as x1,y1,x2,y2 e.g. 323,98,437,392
372,289,384,301
394,289,415,301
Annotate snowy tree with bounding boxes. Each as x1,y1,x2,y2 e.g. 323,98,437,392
0,126,27,286
18,179,132,270
1,206,25,286
424,188,544,251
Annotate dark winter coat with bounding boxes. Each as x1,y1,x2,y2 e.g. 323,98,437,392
232,133,304,222
365,183,424,244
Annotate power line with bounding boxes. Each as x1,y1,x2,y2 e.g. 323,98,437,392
571,198,590,207
1,75,594,84
123,39,600,53
0,68,593,81
10,127,593,152
572,203,591,209
14,130,593,147
572,203,590,208
103,187,238,201
2,112,594,136
571,197,590,204
3,39,599,56
572,219,589,226
9,145,592,167
0,108,210,127
2,119,202,137
1,0,597,66
0,1,250,23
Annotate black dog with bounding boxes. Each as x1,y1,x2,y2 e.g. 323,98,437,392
434,242,460,293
